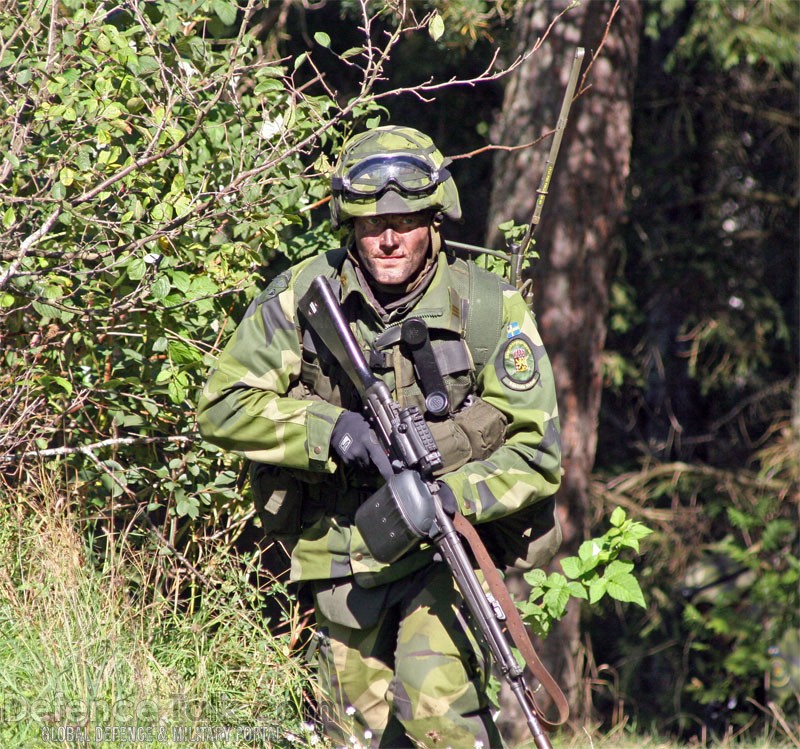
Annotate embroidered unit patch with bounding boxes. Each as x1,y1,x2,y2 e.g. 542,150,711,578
500,336,539,390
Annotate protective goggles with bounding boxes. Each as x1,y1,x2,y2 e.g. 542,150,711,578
331,153,450,197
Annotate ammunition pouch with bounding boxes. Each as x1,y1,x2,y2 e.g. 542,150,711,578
451,396,559,571
426,396,508,476
250,462,330,545
354,471,436,564
453,395,507,458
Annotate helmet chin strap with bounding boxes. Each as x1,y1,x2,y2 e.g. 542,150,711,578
429,213,443,255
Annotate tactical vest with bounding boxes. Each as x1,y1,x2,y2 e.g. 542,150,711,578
252,247,508,545
252,247,561,575
292,247,508,476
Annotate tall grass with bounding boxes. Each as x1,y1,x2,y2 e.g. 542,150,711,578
0,471,317,748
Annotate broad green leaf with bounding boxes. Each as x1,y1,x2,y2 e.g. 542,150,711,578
429,12,445,42
567,581,588,599
176,495,200,519
59,167,75,187
43,375,73,397
606,572,647,608
213,0,237,26
606,559,635,576
127,257,146,280
101,102,123,120
589,577,608,604
341,47,364,59
168,340,201,365
560,555,584,579
254,79,284,96
543,586,570,618
578,539,603,570
314,32,331,48
167,370,189,404
213,471,237,487
523,568,547,587
149,275,171,299
32,301,60,320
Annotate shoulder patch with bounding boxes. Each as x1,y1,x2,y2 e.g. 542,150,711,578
499,334,540,391
263,270,291,300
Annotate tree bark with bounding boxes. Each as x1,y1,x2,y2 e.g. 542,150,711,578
486,0,642,732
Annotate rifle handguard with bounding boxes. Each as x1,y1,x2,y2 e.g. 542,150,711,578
354,471,436,563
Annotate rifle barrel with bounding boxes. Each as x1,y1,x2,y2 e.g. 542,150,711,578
302,276,376,392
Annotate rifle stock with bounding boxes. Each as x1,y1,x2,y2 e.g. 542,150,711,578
298,276,559,747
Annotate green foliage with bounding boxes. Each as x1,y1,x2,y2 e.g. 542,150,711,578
644,0,800,70
678,425,800,721
601,10,797,732
518,508,652,637
592,419,800,736
0,0,357,545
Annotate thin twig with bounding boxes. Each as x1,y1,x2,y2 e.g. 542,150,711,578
1,434,197,462
576,0,621,97
451,137,547,161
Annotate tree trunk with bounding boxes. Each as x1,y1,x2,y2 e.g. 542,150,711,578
485,0,642,733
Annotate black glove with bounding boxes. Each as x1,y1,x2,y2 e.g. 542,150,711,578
436,481,458,517
331,411,393,480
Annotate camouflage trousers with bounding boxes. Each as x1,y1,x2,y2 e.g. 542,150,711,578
311,562,505,749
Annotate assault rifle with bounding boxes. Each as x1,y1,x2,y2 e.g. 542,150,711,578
299,275,567,748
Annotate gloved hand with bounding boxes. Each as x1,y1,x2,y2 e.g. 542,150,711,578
331,411,393,480
436,481,459,517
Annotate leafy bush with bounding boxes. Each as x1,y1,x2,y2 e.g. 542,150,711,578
591,416,799,739
1,0,348,546
519,507,652,638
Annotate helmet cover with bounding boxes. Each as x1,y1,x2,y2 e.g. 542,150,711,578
330,126,461,228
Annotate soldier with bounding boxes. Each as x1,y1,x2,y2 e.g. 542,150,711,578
197,125,562,748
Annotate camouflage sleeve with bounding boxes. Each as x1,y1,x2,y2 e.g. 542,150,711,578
196,270,343,472
440,287,562,523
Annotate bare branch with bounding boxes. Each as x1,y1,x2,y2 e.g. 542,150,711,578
1,434,197,463
450,136,549,161
576,0,621,97
0,207,63,291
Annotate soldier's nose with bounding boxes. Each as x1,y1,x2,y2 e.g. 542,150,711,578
379,228,399,249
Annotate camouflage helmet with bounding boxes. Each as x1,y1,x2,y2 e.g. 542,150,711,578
330,125,462,228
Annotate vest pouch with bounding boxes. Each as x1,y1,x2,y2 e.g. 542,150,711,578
250,462,312,543
354,471,436,564
426,418,473,476
479,496,562,571
453,396,507,460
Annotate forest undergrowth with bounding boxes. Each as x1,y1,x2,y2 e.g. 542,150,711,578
0,467,796,749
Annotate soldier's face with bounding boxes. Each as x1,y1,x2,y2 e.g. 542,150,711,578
353,212,432,287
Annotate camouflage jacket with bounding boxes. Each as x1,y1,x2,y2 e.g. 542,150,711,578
197,247,562,585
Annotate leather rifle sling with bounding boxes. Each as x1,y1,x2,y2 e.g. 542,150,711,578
452,512,570,731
